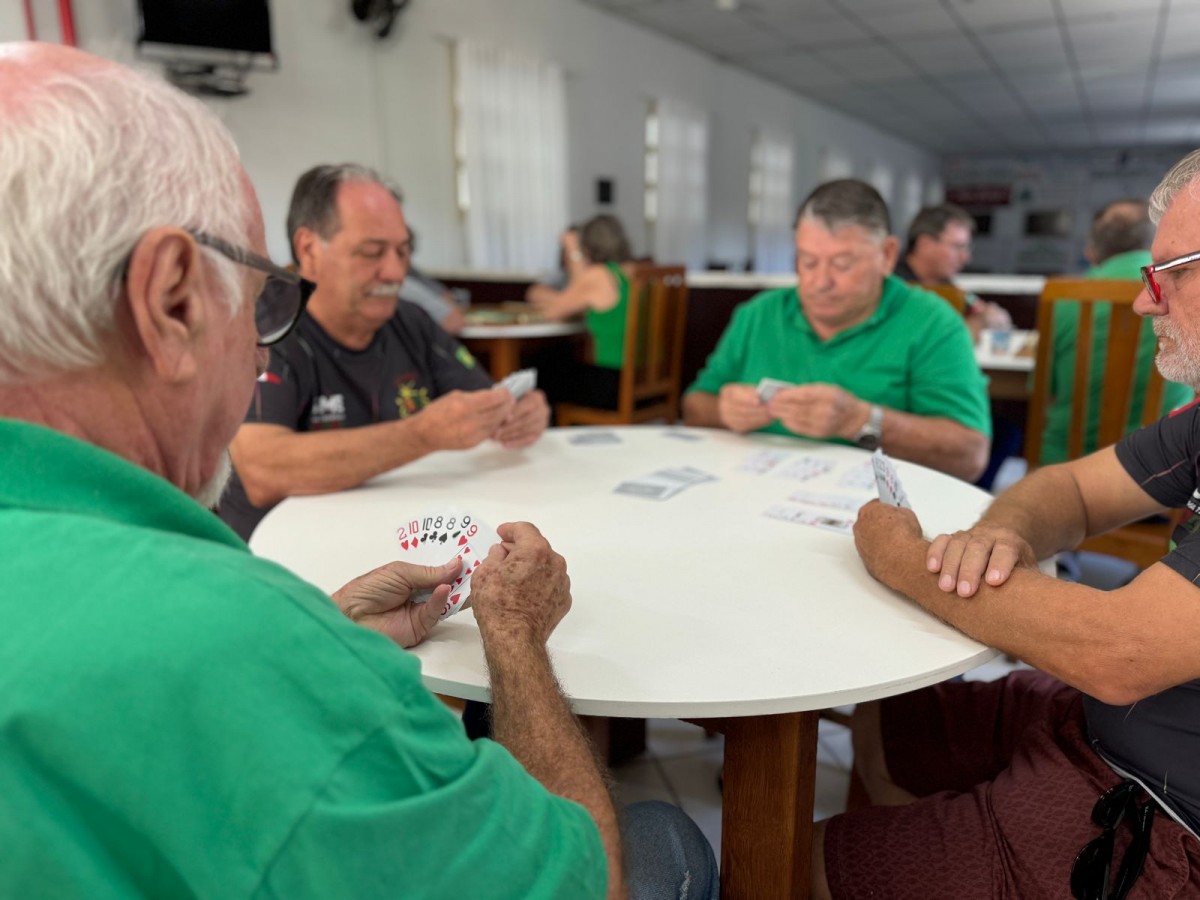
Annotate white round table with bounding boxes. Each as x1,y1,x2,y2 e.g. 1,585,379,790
252,426,999,899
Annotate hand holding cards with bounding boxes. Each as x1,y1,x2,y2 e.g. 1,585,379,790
396,505,501,619
499,367,537,400
871,449,912,509
756,377,795,402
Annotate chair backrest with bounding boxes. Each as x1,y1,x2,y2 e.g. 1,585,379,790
1024,278,1161,464
616,263,689,420
920,281,968,314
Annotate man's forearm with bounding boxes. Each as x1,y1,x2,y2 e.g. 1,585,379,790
876,410,988,482
867,531,1144,704
483,636,625,900
234,418,435,506
976,463,1090,558
682,392,723,428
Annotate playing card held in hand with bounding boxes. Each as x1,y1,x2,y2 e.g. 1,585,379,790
396,505,501,619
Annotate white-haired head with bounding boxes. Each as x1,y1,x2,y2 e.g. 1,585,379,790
1149,148,1200,226
0,43,251,382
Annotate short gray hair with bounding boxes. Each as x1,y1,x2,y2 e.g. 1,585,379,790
796,179,891,241
286,163,404,263
0,55,250,382
1149,149,1200,226
1088,199,1151,263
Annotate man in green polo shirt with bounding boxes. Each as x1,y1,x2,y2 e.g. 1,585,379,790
684,179,991,482
1040,198,1194,465
0,43,714,900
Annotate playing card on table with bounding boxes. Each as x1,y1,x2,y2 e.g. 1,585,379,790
777,455,835,482
736,449,791,475
763,504,855,535
871,449,912,509
756,377,794,402
786,490,862,511
395,505,501,619
838,460,877,491
499,367,537,400
614,466,717,500
661,428,704,442
568,430,622,445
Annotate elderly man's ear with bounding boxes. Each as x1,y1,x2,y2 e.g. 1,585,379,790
122,228,208,383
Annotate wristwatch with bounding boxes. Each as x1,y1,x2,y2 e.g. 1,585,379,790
852,404,884,451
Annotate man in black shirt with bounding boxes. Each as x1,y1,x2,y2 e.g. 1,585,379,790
220,165,550,540
815,154,1200,897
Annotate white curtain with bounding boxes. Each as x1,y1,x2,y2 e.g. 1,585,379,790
653,98,708,270
455,40,568,271
753,133,795,273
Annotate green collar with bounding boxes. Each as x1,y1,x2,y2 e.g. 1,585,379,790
0,418,247,551
790,274,901,345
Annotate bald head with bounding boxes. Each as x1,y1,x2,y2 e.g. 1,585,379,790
0,41,253,382
1087,199,1151,265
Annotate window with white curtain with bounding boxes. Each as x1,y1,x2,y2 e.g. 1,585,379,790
644,98,708,270
452,40,568,271
867,161,894,212
748,130,794,273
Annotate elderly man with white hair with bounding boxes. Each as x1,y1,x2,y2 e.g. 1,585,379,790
817,153,1200,899
0,42,715,899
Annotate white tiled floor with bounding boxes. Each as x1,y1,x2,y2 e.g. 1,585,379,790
611,656,1024,860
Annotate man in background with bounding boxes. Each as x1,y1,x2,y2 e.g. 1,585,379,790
1039,198,1193,465
684,179,991,483
220,164,550,540
0,42,719,899
895,203,1012,338
397,227,468,334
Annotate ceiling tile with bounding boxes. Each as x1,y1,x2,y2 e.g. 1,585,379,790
739,51,852,87
891,32,989,75
748,12,871,46
811,42,915,79
977,23,1068,65
845,5,959,38
951,0,1056,30
1057,0,1164,19
1160,9,1200,59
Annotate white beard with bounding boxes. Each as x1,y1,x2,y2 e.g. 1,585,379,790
193,449,233,510
1153,318,1200,390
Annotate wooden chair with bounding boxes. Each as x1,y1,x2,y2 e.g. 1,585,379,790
1025,278,1173,569
556,264,689,426
919,281,968,314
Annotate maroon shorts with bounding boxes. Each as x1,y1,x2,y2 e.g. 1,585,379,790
824,671,1200,899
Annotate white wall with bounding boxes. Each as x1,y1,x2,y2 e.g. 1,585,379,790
4,0,941,270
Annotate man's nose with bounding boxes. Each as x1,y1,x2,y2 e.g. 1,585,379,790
380,247,409,282
1133,285,1163,317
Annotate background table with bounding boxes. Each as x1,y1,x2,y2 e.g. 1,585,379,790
252,427,999,898
459,309,586,380
976,328,1037,400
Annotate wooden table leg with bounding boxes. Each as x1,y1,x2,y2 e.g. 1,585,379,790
487,338,522,381
720,710,819,899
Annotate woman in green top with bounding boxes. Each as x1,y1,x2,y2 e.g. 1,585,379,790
527,215,633,410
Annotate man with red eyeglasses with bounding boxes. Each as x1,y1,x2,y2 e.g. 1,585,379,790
816,151,1200,899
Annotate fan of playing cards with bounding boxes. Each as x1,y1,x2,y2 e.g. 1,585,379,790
397,506,501,620
499,367,537,400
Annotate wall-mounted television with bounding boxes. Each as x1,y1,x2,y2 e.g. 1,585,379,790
137,0,274,57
